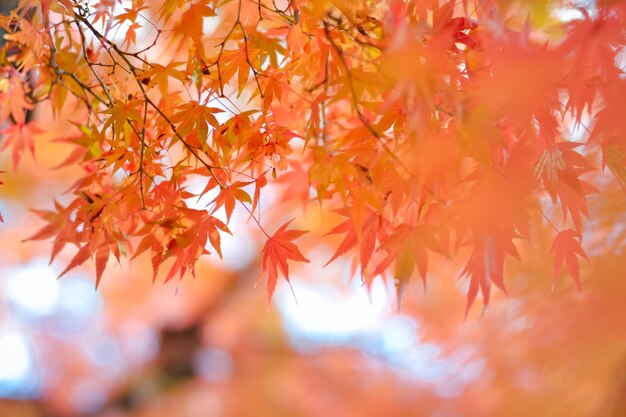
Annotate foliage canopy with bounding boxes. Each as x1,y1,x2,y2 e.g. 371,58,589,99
1,0,625,316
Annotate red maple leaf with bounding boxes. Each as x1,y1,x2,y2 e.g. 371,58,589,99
550,229,589,291
258,220,309,303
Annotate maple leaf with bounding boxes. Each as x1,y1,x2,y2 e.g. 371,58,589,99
324,218,359,267
171,101,222,142
121,22,142,49
158,0,185,21
140,61,186,97
0,75,32,125
58,244,92,279
0,121,42,169
459,233,520,318
602,142,626,190
90,0,115,27
95,246,110,289
102,99,142,140
210,181,253,223
537,142,597,232
550,230,589,291
276,160,310,205
374,223,446,304
258,220,309,303
173,1,216,41
248,174,267,221
114,1,147,25
324,210,388,274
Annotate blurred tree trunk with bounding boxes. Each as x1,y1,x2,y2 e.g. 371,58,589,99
0,0,20,47
0,0,19,16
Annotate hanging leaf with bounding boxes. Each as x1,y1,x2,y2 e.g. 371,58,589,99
550,229,589,291
258,220,309,303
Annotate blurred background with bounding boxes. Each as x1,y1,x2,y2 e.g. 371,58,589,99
2,0,626,416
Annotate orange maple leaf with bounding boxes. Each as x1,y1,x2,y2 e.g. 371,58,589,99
550,229,589,291
0,76,32,125
210,181,252,223
258,220,309,303
0,121,42,169
459,233,520,318
58,244,92,279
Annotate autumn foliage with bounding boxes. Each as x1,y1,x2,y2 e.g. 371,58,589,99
0,0,625,317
